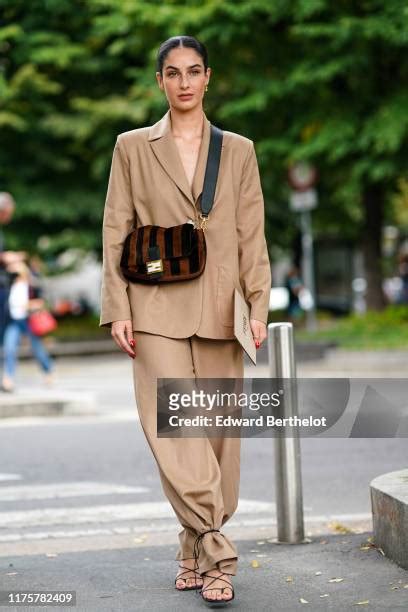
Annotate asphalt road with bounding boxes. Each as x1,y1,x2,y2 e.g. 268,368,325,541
0,351,407,610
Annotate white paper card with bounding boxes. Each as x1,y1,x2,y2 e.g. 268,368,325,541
234,289,256,365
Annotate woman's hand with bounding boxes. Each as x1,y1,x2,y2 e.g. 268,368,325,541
111,320,135,358
250,319,267,349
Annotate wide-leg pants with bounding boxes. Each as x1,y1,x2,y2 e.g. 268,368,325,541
132,331,244,576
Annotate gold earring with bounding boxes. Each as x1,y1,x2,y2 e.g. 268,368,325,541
205,84,208,92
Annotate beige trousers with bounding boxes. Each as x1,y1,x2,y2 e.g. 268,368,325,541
132,331,244,576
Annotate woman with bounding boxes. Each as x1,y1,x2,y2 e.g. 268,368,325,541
100,36,271,605
2,260,54,392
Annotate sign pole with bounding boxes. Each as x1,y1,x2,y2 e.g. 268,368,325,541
300,209,317,332
288,163,318,332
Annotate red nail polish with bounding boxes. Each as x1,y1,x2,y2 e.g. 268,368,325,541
129,340,135,346
255,341,260,349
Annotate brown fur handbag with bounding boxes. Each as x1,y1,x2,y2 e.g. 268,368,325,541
120,124,223,284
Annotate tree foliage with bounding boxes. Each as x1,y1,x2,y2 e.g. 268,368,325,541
1,0,408,306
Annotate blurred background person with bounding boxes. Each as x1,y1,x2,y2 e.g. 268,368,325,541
285,263,305,325
0,191,16,344
0,192,26,344
396,251,408,305
1,260,54,392
28,254,47,303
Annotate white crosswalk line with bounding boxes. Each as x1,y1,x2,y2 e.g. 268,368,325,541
0,481,148,501
0,479,371,547
0,499,275,529
0,512,373,544
0,473,23,482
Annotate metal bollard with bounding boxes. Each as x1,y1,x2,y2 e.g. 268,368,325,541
268,322,306,543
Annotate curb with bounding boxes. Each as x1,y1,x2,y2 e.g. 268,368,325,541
370,468,408,570
0,338,118,360
0,391,97,419
0,339,336,362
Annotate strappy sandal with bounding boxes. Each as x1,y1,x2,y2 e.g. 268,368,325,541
200,571,235,607
174,564,203,591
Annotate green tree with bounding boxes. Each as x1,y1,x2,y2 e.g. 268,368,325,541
1,0,407,310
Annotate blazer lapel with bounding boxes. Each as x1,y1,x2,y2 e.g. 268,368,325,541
148,109,212,211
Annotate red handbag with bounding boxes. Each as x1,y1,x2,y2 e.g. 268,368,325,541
28,309,58,336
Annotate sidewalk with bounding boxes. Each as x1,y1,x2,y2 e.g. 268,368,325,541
2,530,407,611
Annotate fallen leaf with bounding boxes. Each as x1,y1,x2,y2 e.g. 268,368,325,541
377,547,385,556
299,597,308,603
328,578,344,583
360,546,371,551
251,560,260,568
328,521,354,534
286,576,293,582
366,536,374,543
354,600,369,605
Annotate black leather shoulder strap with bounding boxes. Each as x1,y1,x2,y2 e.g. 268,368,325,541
200,124,223,217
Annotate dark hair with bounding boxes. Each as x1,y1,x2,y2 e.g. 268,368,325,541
156,36,208,74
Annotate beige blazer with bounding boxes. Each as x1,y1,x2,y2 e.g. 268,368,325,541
99,108,271,340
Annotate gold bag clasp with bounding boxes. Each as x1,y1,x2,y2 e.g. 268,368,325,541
146,259,163,274
199,213,208,230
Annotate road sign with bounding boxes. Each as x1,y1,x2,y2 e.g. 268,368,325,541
288,162,318,191
289,188,318,212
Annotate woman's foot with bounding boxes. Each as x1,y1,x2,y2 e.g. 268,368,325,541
1,375,15,393
201,569,234,603
175,557,203,590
